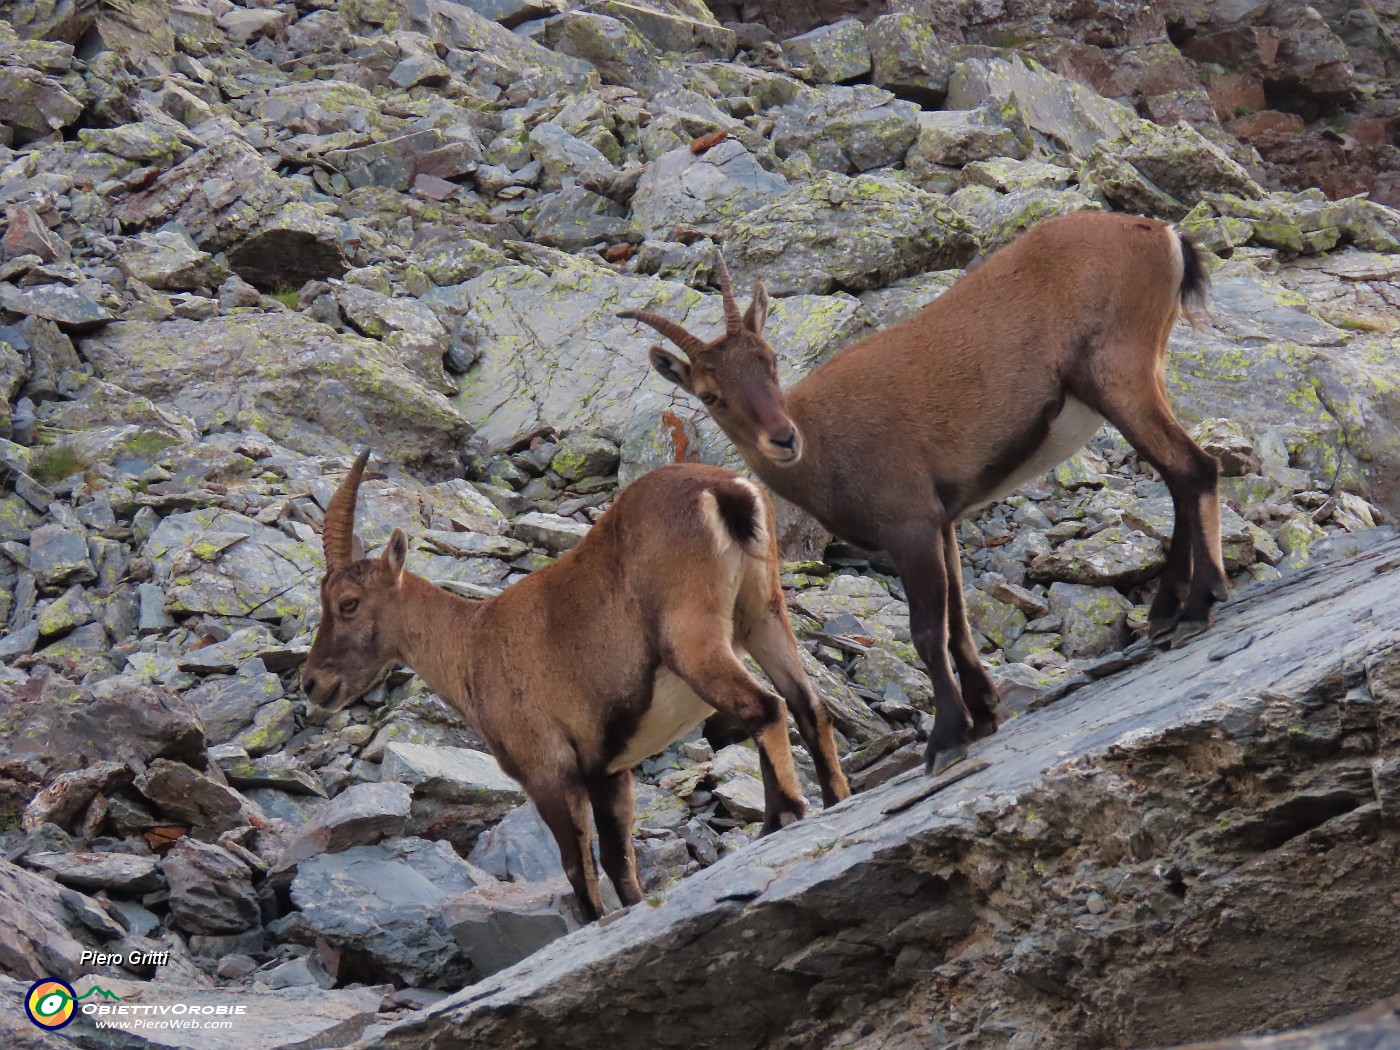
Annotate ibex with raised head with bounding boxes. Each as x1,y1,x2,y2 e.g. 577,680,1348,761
303,452,850,920
623,210,1224,775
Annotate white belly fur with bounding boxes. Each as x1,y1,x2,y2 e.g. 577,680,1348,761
605,667,717,774
968,395,1104,511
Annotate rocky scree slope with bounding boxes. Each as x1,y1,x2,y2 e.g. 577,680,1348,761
708,0,1400,210
0,0,1398,1046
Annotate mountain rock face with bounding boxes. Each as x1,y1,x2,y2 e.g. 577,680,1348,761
0,0,1398,1046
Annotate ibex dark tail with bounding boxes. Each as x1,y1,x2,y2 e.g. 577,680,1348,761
1176,229,1210,326
708,477,770,559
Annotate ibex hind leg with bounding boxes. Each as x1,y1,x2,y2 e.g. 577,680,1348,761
662,625,807,833
742,610,851,806
1094,379,1228,644
1147,509,1195,640
1169,482,1228,648
943,523,1000,741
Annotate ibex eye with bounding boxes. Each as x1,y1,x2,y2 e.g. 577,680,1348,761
339,598,359,616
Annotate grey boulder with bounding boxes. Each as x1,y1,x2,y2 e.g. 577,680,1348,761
289,838,491,987
782,19,871,84
0,674,204,785
629,138,788,239
142,507,320,622
381,743,526,851
0,858,125,982
946,55,1139,161
726,172,978,295
771,85,920,174
117,136,295,252
115,230,227,292
468,803,568,883
24,851,161,895
277,781,413,869
444,878,579,978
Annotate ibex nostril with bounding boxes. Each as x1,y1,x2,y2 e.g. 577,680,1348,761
772,430,797,450
303,675,318,696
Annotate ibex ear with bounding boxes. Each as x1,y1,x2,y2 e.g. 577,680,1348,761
381,527,408,584
744,280,769,336
648,345,694,392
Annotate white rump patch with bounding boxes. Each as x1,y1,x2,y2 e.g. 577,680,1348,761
1167,222,1186,284
729,477,770,556
699,478,769,560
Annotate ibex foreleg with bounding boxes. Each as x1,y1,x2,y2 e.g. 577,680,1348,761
533,771,606,922
888,522,975,775
589,770,644,908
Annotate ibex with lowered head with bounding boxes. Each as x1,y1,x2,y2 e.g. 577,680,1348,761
623,210,1225,775
303,452,850,920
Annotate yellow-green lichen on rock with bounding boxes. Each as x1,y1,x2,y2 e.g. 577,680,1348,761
949,183,1101,252
728,171,978,295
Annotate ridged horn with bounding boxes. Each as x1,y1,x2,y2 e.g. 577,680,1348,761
713,250,743,333
323,449,370,570
617,310,708,358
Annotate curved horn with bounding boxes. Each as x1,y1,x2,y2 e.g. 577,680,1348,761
713,250,743,333
618,310,708,358
323,448,370,570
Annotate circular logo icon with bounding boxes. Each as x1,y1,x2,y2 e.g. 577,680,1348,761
25,979,77,1030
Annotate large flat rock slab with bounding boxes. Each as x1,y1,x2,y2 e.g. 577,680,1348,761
366,536,1400,1049
453,253,869,471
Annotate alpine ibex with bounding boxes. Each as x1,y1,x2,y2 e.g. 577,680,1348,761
303,452,850,920
622,210,1224,775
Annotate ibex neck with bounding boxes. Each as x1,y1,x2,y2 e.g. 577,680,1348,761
386,572,486,711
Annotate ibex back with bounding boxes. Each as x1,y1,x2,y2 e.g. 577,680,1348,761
303,454,850,920
623,210,1226,775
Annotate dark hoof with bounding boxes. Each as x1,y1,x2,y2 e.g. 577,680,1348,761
969,714,1000,742
925,744,968,777
762,801,806,835
1149,616,1180,643
1169,619,1211,648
